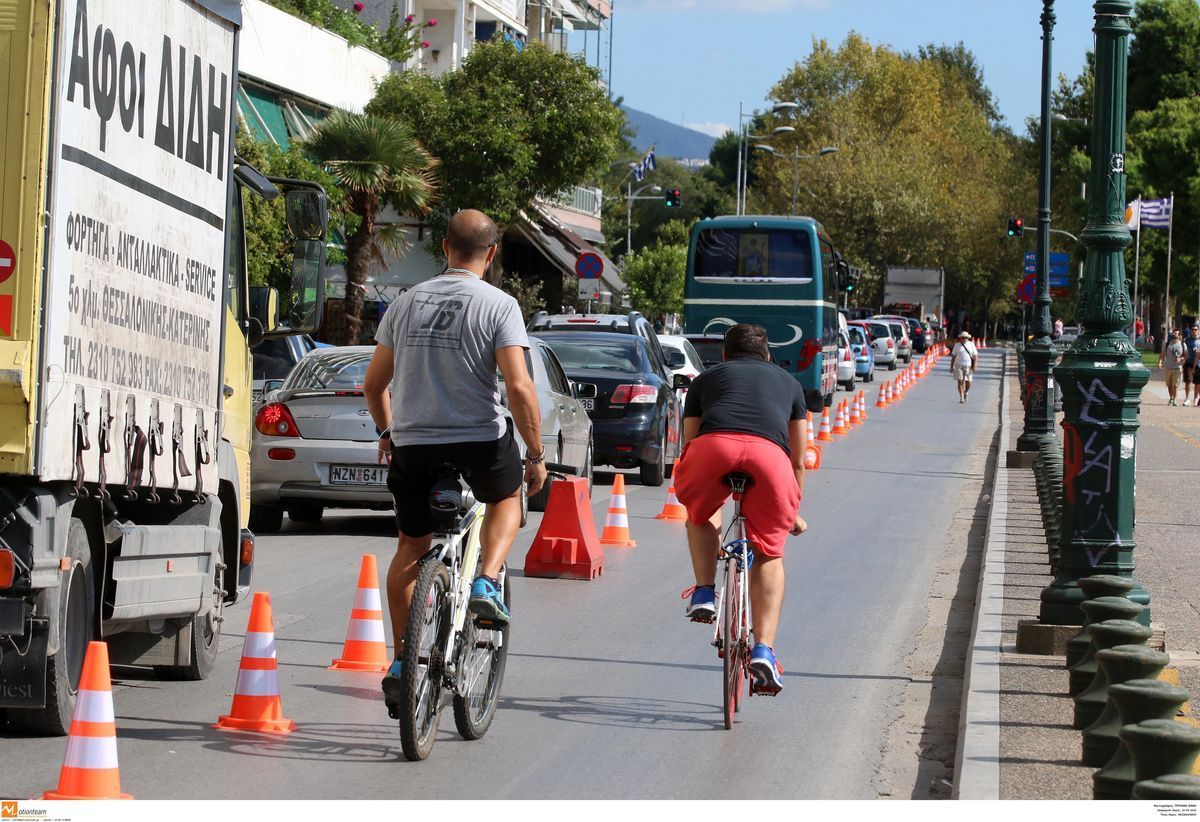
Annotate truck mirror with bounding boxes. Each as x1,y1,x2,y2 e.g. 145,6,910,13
286,239,325,333
246,316,265,349
284,188,328,241
248,286,280,335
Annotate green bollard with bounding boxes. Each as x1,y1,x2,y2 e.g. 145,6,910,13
1133,775,1200,800
1094,679,1191,799
1121,720,1200,788
1071,622,1153,712
1069,606,1147,694
1080,646,1170,759
1068,576,1138,667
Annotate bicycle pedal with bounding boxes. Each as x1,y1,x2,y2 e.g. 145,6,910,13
689,613,716,624
474,617,503,629
386,704,401,720
749,684,781,697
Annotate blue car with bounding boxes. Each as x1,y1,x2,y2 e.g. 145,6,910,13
847,324,875,382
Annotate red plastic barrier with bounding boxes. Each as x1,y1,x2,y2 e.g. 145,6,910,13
523,477,604,580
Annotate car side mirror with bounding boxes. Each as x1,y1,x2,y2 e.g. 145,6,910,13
263,379,285,394
666,350,687,369
672,374,692,390
573,383,598,400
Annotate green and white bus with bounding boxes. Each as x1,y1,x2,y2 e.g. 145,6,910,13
683,215,846,411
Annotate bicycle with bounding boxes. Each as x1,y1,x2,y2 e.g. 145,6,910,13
690,471,764,729
396,466,509,761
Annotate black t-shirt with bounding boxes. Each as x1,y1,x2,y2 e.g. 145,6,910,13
683,356,806,455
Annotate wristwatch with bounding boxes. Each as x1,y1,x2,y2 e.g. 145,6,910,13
526,449,545,465
376,428,391,440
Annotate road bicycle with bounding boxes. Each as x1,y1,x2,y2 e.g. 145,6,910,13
396,466,509,761
691,472,760,730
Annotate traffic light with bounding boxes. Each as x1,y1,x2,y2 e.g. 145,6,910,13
1007,217,1024,237
846,267,860,293
664,188,682,208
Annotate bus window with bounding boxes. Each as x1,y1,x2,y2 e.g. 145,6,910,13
694,229,815,281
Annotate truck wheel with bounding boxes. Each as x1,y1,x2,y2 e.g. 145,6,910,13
249,504,282,533
8,517,94,736
154,560,223,681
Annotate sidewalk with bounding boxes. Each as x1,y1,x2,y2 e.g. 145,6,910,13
955,353,1200,800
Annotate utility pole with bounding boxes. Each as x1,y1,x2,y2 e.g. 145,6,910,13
1042,0,1151,624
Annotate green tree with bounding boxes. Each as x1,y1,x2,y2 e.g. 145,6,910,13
1128,0,1200,116
600,156,732,256
620,242,687,321
301,111,438,344
914,42,1003,129
367,39,623,283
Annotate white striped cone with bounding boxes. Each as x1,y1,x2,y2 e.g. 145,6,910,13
215,592,296,734
331,554,390,671
600,473,636,547
43,642,132,800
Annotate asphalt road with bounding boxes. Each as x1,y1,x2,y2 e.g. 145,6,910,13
3,351,1003,800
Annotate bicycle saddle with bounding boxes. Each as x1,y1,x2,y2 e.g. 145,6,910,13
429,465,467,521
722,471,755,488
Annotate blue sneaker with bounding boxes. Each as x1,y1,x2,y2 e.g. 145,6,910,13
381,658,403,719
683,585,717,623
749,644,784,695
468,576,509,625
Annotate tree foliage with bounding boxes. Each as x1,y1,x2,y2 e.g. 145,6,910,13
1128,0,1200,117
600,156,732,256
621,241,687,321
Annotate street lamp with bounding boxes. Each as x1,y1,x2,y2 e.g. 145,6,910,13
734,101,800,215
753,145,839,216
625,183,662,254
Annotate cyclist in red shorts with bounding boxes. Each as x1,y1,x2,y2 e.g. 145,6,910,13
673,323,807,693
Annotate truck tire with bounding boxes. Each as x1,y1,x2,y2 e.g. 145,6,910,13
8,517,94,736
154,561,223,681
249,503,282,533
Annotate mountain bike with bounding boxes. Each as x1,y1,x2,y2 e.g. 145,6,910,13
397,466,509,761
710,472,756,730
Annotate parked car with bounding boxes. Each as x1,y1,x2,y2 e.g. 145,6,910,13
847,324,875,382
884,319,913,363
836,330,856,391
249,346,390,532
252,334,317,405
658,334,705,404
876,314,927,354
683,333,726,369
501,337,595,510
855,319,898,370
527,310,674,377
537,331,688,486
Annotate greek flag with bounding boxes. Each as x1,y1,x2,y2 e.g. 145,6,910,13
631,148,656,182
1140,197,1172,229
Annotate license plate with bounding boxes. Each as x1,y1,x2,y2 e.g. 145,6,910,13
329,465,389,486
581,398,594,411
252,389,263,403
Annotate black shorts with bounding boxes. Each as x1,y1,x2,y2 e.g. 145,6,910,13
387,422,523,538
1185,366,1196,384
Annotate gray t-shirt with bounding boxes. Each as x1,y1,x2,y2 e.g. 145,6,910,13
1164,339,1185,369
376,274,529,446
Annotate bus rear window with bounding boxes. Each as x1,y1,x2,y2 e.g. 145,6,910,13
693,229,815,281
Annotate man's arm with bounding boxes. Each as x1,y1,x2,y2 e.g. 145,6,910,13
787,417,807,535
682,416,701,448
363,344,395,464
496,345,546,495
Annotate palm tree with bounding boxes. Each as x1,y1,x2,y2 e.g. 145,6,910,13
302,111,438,344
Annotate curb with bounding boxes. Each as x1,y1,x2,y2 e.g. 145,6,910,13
952,348,1010,799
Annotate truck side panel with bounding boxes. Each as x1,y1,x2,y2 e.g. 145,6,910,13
0,0,54,475
38,0,234,493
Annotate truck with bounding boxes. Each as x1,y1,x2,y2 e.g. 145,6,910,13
0,0,327,733
883,266,944,333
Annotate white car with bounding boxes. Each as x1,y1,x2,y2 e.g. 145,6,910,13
658,334,705,395
836,330,856,390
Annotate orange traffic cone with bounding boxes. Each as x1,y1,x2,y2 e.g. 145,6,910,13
215,592,296,734
831,400,847,435
857,390,868,422
848,395,862,427
816,405,833,441
801,413,821,470
330,555,390,672
600,474,636,548
655,486,688,522
876,383,889,408
43,642,131,800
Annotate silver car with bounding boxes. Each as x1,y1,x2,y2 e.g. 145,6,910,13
252,334,317,406
250,346,392,532
885,320,913,363
862,320,899,370
836,329,856,390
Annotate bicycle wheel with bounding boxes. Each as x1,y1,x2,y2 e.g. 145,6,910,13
452,569,510,740
722,559,745,730
399,559,451,761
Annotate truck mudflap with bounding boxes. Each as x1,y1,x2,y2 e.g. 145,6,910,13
109,524,219,621
0,616,49,708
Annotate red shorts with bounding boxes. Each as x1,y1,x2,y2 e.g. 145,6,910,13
673,432,801,558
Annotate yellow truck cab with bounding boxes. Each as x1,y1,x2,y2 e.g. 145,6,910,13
0,0,325,733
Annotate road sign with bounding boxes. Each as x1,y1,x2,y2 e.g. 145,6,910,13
575,251,603,279
1049,274,1071,289
1024,251,1070,276
1050,287,1071,299
1017,274,1036,304
578,282,605,301
0,240,14,284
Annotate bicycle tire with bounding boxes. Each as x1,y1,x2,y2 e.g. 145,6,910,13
722,559,744,730
452,570,510,740
399,559,451,762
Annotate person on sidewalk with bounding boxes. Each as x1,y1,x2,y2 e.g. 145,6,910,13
1183,324,1200,406
674,324,807,695
950,331,978,403
1159,329,1186,406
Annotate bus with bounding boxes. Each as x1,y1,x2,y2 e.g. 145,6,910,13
683,215,847,411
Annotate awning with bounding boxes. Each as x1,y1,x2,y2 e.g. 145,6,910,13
571,224,606,245
237,82,331,149
518,205,624,294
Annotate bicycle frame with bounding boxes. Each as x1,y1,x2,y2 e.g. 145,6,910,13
711,491,754,655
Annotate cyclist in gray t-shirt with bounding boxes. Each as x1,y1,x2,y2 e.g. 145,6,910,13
364,210,546,714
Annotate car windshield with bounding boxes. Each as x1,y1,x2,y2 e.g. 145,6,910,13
869,323,892,339
889,323,906,338
542,338,642,372
688,338,725,366
253,338,300,380
286,351,371,390
848,327,867,346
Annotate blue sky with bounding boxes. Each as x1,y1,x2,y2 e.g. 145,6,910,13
594,0,1099,138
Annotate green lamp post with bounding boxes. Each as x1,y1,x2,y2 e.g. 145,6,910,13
1042,0,1150,625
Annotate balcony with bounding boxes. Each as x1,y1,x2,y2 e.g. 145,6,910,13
546,185,602,220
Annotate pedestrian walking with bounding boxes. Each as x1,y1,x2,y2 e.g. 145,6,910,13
1186,323,1200,406
1158,329,1186,406
950,331,977,404
1053,318,1064,339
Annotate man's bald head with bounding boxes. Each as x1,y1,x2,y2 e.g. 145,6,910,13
445,210,499,264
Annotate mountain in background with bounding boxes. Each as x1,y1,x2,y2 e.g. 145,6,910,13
622,106,717,162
